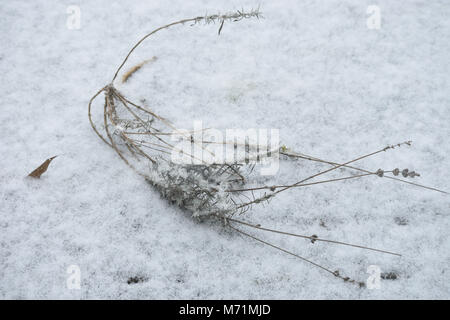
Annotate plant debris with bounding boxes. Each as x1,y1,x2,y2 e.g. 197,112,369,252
127,276,147,284
28,156,57,178
88,9,447,287
122,56,157,83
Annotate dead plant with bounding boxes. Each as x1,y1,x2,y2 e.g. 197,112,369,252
88,9,447,287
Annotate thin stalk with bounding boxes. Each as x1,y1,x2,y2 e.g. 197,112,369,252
228,218,401,256
282,150,448,195
228,224,365,287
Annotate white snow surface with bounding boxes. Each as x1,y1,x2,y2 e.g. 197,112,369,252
1,0,449,299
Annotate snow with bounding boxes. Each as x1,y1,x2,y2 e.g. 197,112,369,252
1,0,449,299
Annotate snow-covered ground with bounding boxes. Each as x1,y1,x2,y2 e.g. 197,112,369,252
1,0,449,299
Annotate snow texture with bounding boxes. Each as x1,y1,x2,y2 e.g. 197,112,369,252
1,0,449,299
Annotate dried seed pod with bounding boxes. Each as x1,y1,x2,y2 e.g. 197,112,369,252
408,171,420,178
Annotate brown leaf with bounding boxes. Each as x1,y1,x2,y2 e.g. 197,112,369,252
28,156,57,178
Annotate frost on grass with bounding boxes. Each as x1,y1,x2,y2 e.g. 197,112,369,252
147,161,238,218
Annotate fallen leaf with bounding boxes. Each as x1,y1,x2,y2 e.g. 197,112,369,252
28,156,57,178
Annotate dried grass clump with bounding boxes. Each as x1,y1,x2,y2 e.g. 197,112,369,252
88,9,447,287
148,161,241,218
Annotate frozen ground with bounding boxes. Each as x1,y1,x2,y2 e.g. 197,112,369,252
0,0,449,299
